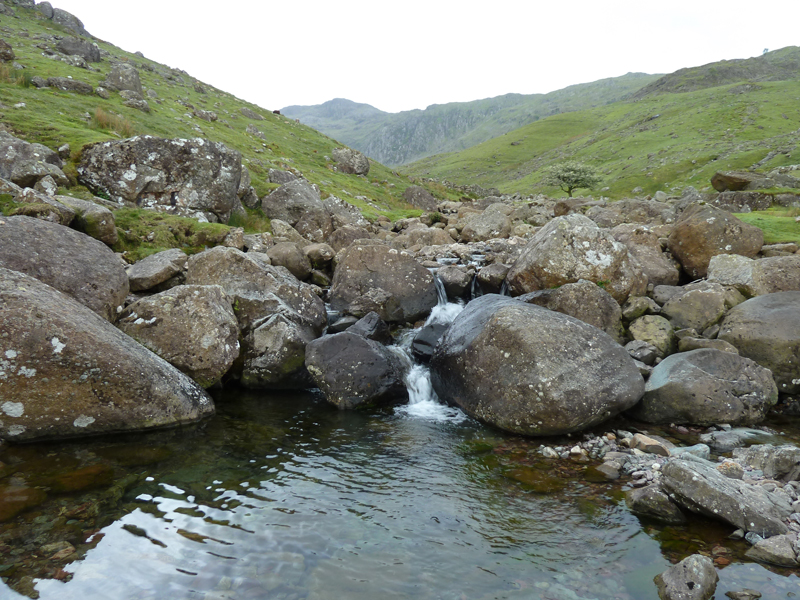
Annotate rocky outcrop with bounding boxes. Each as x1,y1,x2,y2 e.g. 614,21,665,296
118,285,239,388
330,244,438,323
505,214,647,303
0,131,68,188
430,295,644,436
0,216,128,321
305,332,407,408
332,147,369,175
78,136,242,223
660,458,792,536
667,203,763,278
718,292,800,395
628,348,778,426
0,268,214,442
51,8,90,36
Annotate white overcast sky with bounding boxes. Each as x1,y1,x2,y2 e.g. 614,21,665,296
52,0,798,114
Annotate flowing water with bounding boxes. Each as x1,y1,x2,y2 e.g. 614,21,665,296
1,292,799,598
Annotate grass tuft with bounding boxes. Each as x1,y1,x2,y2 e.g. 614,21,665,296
90,107,137,138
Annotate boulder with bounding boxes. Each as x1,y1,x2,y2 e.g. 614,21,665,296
627,485,686,524
628,349,778,426
398,226,454,249
12,188,75,225
0,268,213,442
402,186,438,211
505,214,647,303
0,216,128,321
744,534,799,567
346,312,392,345
612,223,680,286
438,265,472,299
54,195,117,245
629,315,676,358
101,62,142,94
240,314,314,389
707,254,800,297
327,225,372,253
476,263,510,294
36,2,54,19
711,191,772,213
305,332,407,408
78,136,242,223
332,147,369,175
667,203,763,278
267,242,311,281
118,285,239,388
330,244,438,323
718,292,800,394
241,107,264,121
460,208,512,242
711,171,762,192
185,246,326,336
51,7,89,35
660,281,743,332
430,295,644,436
585,199,677,228
654,554,718,600
323,195,369,229
660,458,792,536
261,179,325,227
304,243,335,269
268,169,296,185
0,131,67,188
733,444,800,482
0,39,15,62
126,248,188,292
517,279,624,343
55,36,100,63
120,90,150,113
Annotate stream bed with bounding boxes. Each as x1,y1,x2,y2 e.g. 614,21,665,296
0,388,798,599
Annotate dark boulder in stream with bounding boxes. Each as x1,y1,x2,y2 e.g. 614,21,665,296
0,268,214,442
430,295,645,436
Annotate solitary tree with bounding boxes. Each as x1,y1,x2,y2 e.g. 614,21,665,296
542,161,603,197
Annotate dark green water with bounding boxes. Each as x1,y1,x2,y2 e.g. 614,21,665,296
0,390,798,599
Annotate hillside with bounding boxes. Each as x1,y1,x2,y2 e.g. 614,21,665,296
282,73,661,166
0,2,445,226
403,47,800,199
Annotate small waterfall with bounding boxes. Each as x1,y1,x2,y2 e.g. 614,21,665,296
392,273,466,423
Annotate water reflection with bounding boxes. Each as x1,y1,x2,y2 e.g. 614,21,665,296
0,390,797,599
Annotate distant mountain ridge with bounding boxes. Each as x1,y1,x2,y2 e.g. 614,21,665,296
282,73,661,166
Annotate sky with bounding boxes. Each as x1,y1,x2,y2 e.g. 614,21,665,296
51,0,799,114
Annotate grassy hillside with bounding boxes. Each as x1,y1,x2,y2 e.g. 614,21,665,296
282,73,661,166
0,4,451,226
403,71,800,198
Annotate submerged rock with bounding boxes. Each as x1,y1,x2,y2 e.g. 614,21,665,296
430,295,644,436
0,268,214,442
654,554,718,600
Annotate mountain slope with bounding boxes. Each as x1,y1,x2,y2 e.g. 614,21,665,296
402,74,800,198
282,73,661,166
0,3,445,223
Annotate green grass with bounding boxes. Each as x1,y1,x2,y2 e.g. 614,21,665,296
735,207,800,244
226,207,272,233
0,6,458,225
403,79,800,199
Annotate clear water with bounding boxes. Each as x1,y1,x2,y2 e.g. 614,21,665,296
0,391,798,600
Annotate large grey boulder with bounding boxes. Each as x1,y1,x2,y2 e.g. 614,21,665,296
505,214,647,303
0,131,67,188
330,244,438,323
660,281,744,332
0,268,214,442
260,179,326,227
332,147,369,175
402,186,438,211
517,279,624,343
586,199,677,229
78,136,242,223
626,484,686,524
718,292,800,394
460,208,512,242
612,223,680,286
55,36,100,63
327,225,372,252
101,62,142,95
36,1,54,19
11,188,75,225
660,458,792,536
126,248,188,292
667,203,763,278
118,285,239,388
185,246,326,336
0,216,128,321
628,315,676,358
628,348,778,426
654,554,717,600
733,444,800,482
707,254,800,297
323,195,369,229
744,534,799,567
430,295,644,436
305,332,407,408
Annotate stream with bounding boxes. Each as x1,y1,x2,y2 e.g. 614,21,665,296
0,292,799,599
